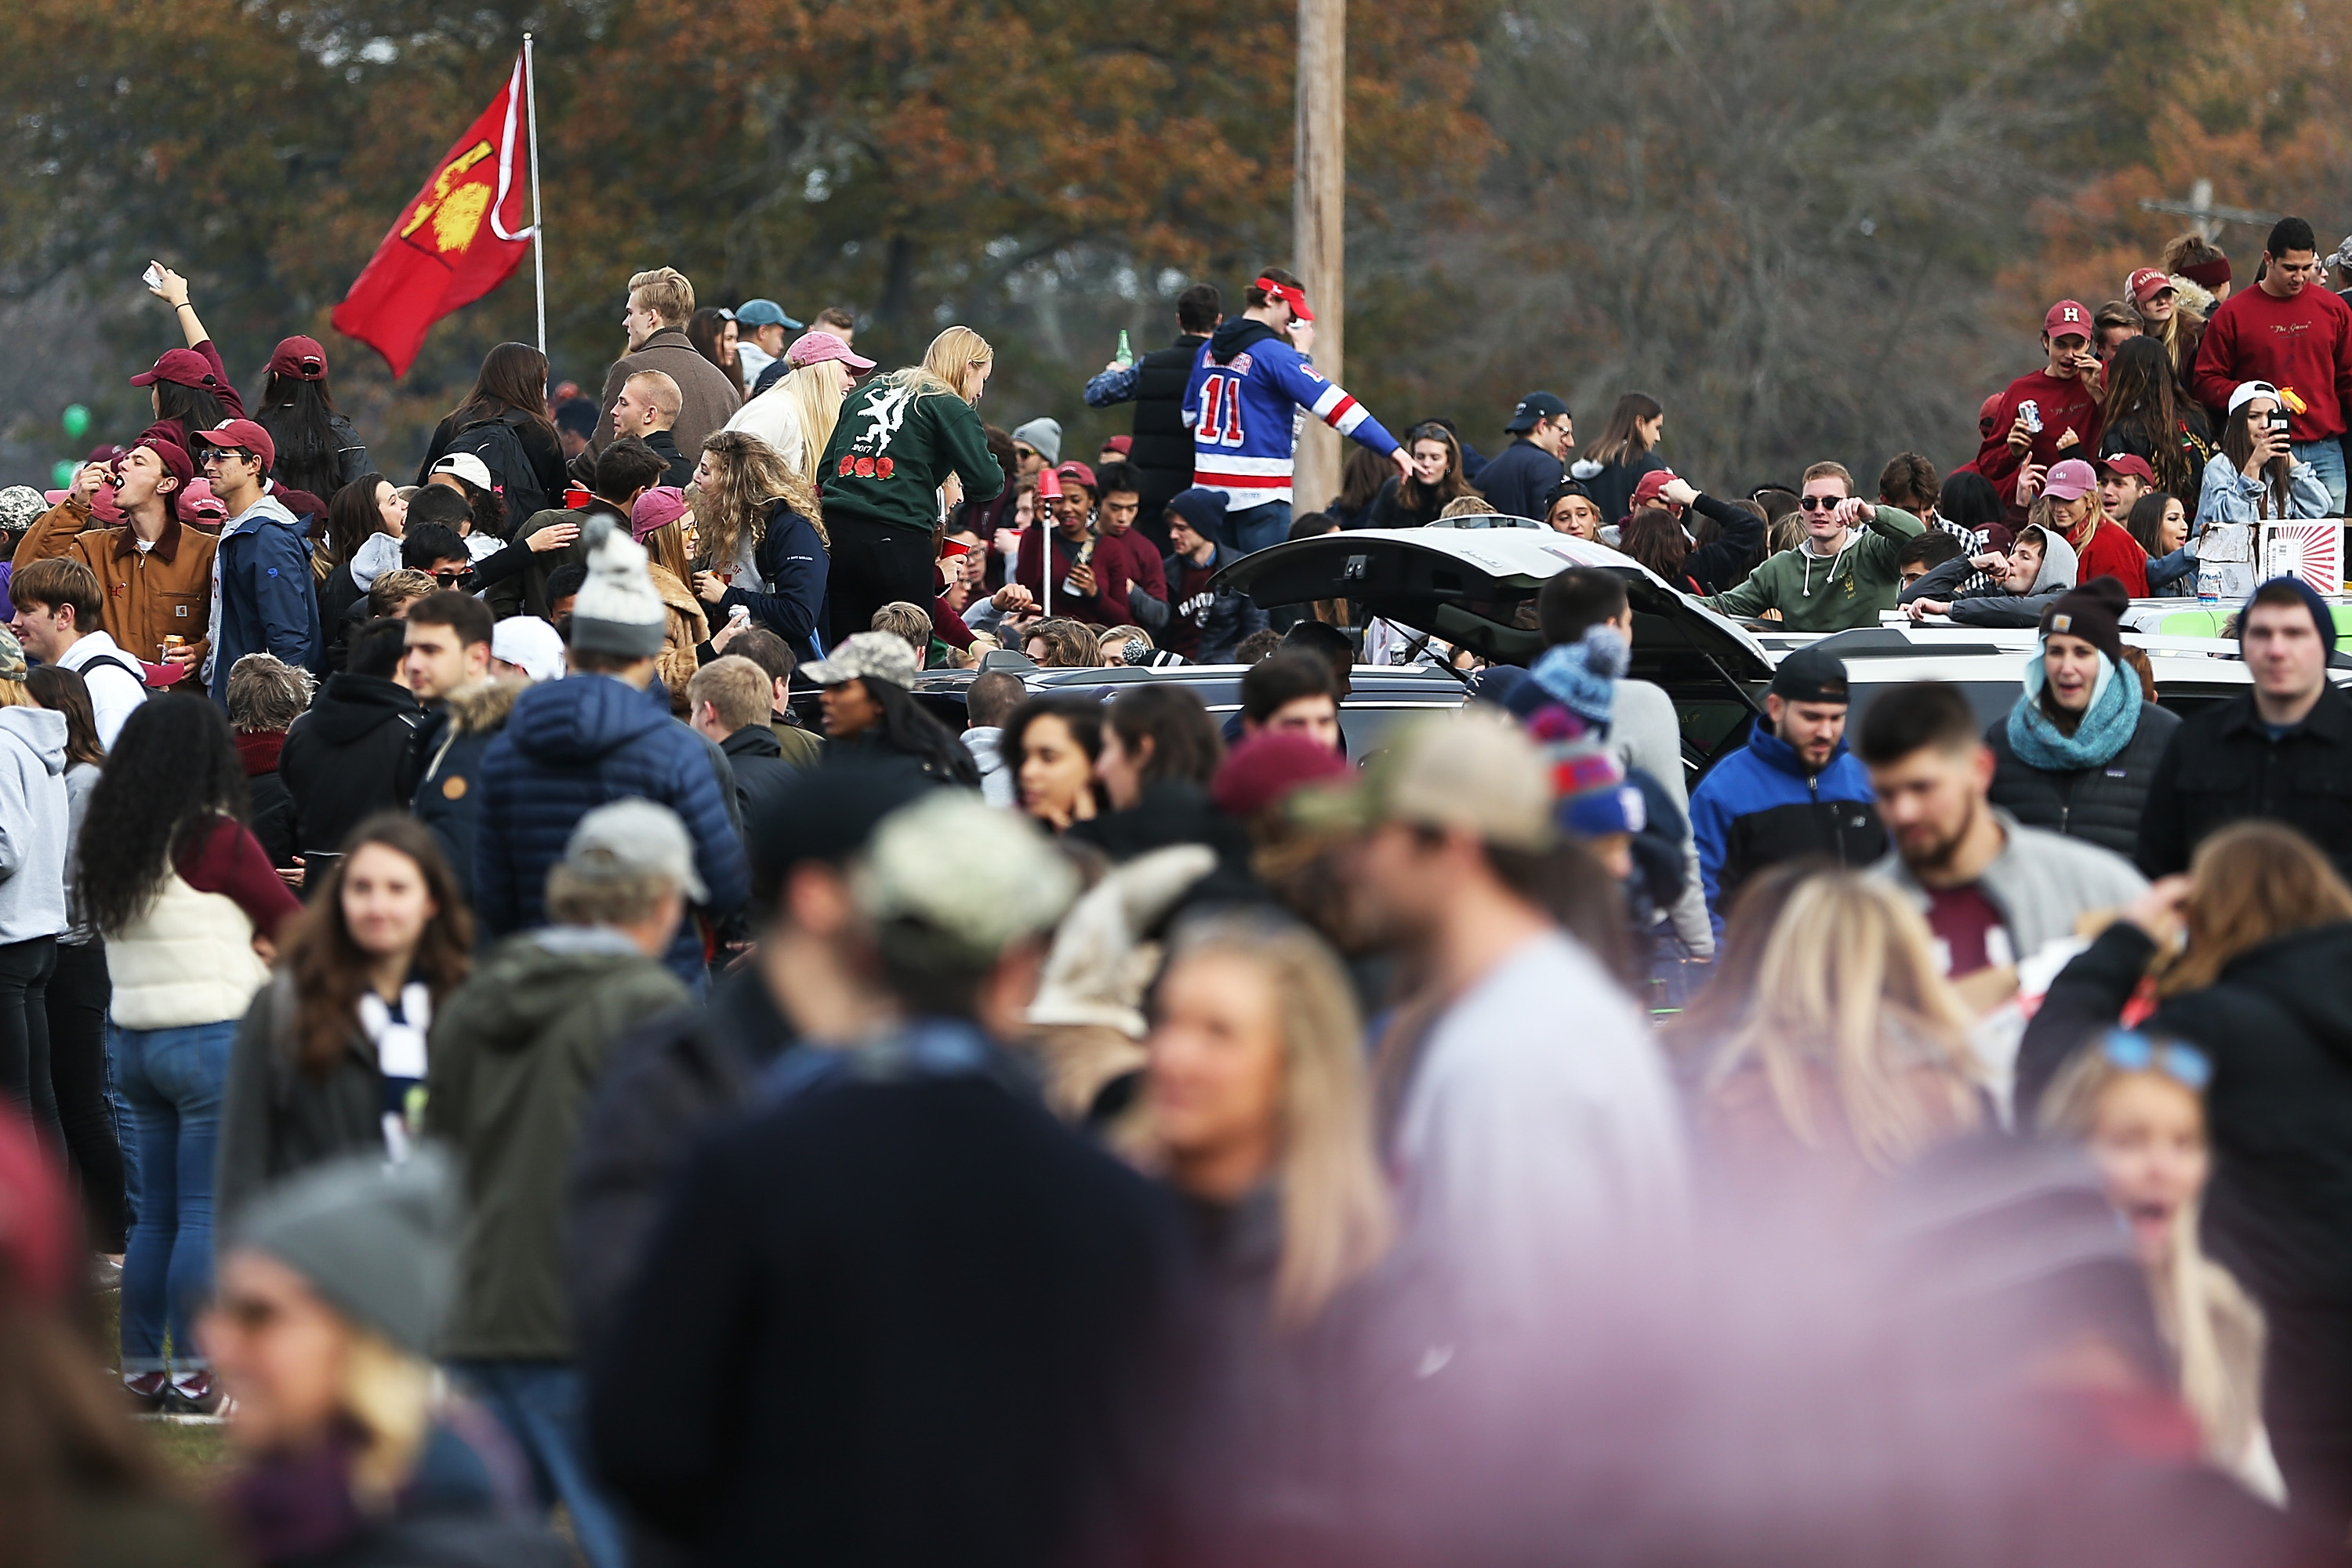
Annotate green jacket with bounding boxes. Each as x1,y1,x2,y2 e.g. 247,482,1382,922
818,373,1006,534
425,927,687,1359
1702,505,1926,632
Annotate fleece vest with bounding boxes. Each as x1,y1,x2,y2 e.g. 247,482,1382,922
107,873,273,1031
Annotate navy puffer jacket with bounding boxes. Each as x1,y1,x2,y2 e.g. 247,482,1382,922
474,673,750,980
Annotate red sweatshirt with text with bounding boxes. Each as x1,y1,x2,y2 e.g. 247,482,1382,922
2190,283,2352,442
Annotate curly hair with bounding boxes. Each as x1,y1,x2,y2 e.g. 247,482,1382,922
281,815,473,1078
76,697,248,938
697,429,825,569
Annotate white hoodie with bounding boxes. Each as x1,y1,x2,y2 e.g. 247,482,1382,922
0,706,69,943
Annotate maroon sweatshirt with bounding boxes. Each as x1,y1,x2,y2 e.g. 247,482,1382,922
1975,368,2103,526
2190,282,2352,442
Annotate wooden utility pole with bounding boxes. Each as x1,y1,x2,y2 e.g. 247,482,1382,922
1292,0,1345,518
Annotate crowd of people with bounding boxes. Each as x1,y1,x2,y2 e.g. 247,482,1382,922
1,219,2351,1566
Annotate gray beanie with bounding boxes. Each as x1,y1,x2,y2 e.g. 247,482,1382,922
569,514,670,659
1011,417,1062,466
231,1150,459,1356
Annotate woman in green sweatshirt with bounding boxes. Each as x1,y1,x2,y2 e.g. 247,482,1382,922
818,326,1007,646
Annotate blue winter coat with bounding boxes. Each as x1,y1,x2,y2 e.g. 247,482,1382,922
474,673,750,981
1687,728,1886,939
208,496,321,702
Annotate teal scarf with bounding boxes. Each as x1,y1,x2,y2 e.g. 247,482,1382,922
2005,652,2139,771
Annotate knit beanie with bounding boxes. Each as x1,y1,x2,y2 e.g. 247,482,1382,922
568,515,670,659
1529,623,1629,728
1552,736,1646,840
1011,418,1063,466
2241,575,2339,651
1167,487,1228,539
2038,576,2128,665
230,1150,459,1357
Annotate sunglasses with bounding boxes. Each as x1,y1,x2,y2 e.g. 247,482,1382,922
1013,446,1037,460
432,569,473,587
2100,1030,2212,1092
199,448,254,467
1798,495,1846,510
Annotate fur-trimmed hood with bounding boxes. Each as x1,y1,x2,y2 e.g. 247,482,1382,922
443,677,528,738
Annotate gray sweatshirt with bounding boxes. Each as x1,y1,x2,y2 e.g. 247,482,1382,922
0,706,69,944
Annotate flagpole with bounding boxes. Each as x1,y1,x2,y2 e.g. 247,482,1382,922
524,32,546,354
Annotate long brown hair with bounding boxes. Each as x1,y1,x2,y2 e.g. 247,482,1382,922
24,666,103,768
1397,422,1477,514
2163,821,2352,996
687,307,744,399
1619,506,1691,584
282,816,474,1077
1586,390,1664,468
449,342,554,441
2220,397,2295,520
2100,337,2198,495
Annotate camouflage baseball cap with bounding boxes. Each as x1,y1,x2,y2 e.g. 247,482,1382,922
804,630,920,690
0,627,25,684
855,792,1076,960
0,486,45,534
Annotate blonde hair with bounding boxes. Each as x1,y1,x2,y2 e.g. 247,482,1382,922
771,361,850,490
697,429,826,571
920,326,993,404
1704,872,1984,1171
2038,1044,2264,1471
2164,821,2352,995
368,568,435,619
1161,913,1392,1327
1437,494,1493,519
626,267,695,328
339,1328,435,1508
624,368,683,419
641,518,694,585
686,655,771,731
0,677,33,710
1800,459,1853,493
869,600,933,657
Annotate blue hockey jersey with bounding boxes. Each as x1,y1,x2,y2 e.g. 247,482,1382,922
1181,320,1399,508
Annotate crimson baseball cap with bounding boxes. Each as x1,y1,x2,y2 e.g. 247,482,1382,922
2042,458,2099,501
1053,460,1098,494
2125,269,2174,307
193,418,276,472
132,435,194,490
2097,453,2154,485
267,335,328,382
1630,468,1682,511
129,347,223,391
2042,299,2092,341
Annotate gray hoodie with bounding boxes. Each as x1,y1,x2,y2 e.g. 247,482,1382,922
0,706,69,943
1898,528,2079,627
963,726,1013,808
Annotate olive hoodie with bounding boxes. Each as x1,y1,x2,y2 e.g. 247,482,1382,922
1701,504,1926,631
426,926,688,1359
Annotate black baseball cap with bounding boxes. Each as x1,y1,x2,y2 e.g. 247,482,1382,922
1768,644,1851,706
1505,391,1570,434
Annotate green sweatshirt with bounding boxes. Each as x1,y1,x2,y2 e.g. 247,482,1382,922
818,374,1007,533
1702,505,1926,632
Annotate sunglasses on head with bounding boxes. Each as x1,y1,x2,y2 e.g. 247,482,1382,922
2100,1030,2212,1092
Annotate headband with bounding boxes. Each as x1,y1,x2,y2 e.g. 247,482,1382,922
1254,276,1315,323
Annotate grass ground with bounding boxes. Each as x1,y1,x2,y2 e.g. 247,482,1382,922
101,1282,234,1475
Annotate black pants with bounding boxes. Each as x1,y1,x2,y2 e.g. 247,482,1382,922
0,935,59,1149
826,513,937,651
47,938,125,1250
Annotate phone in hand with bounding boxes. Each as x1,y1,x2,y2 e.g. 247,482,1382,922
2267,408,2292,438
141,262,164,291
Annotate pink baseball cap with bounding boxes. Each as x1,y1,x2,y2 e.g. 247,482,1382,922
2042,458,2100,501
786,329,875,372
631,485,690,543
2042,299,2092,342
2125,268,2175,307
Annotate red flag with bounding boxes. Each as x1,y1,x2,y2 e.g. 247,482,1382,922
332,53,536,377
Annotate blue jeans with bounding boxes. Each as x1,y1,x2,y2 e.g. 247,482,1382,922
114,1018,235,1372
1225,499,1293,556
451,1361,626,1568
2293,440,2347,513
